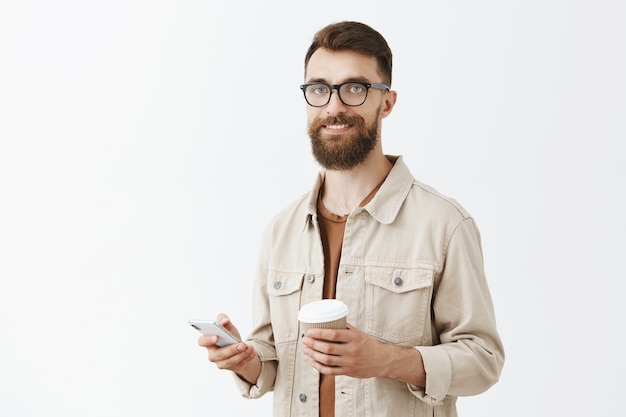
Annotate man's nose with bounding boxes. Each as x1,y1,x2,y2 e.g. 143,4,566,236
325,89,348,114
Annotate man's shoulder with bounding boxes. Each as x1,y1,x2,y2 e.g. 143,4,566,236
385,155,471,219
408,179,472,219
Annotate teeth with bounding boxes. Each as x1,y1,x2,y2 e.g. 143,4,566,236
326,124,349,130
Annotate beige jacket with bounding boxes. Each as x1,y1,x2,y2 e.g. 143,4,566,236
233,156,504,417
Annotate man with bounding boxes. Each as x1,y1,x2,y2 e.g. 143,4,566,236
198,21,505,417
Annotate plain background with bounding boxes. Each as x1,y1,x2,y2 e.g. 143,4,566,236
1,1,624,416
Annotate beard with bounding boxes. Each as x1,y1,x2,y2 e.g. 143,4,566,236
307,114,379,170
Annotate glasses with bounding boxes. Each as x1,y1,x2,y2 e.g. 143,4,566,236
300,81,390,107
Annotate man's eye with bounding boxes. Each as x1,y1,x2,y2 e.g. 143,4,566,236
312,85,329,95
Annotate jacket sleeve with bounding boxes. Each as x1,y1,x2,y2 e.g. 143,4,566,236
411,217,505,404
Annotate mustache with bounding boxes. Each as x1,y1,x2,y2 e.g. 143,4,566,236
309,115,365,131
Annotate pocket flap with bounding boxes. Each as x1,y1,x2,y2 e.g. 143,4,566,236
365,267,433,294
268,271,305,297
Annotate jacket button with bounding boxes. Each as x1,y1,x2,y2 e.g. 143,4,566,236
305,274,315,283
393,277,403,286
273,281,282,290
299,393,307,402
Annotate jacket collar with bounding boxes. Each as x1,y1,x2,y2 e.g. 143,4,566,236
304,155,414,227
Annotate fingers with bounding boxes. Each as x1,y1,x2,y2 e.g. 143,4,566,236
310,359,342,375
215,313,242,340
210,343,257,372
303,343,339,365
302,336,342,356
198,333,219,348
200,338,256,372
194,313,256,376
198,335,247,358
303,326,352,344
301,332,347,371
301,324,380,378
216,313,230,326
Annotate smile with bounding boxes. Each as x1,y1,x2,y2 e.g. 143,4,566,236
325,124,350,130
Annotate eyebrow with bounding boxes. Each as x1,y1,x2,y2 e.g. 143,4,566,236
305,76,372,84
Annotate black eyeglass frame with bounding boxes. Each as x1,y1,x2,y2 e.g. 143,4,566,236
299,81,390,107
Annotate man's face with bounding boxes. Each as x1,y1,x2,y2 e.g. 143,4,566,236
304,48,392,170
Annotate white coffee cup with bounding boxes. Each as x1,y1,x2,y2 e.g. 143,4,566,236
298,299,349,333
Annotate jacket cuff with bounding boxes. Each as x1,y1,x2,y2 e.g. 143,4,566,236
408,346,451,405
231,356,277,399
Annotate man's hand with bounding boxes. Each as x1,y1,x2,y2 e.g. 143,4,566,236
301,323,426,387
197,313,260,384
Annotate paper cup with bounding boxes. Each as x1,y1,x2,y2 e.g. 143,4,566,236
298,299,349,333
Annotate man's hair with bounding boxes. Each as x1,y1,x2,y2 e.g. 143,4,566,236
304,21,393,86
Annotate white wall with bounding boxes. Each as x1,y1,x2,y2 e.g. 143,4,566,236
1,1,624,416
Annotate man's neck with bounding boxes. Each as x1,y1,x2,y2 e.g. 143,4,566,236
321,152,393,216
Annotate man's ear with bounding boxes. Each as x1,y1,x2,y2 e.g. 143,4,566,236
380,90,397,119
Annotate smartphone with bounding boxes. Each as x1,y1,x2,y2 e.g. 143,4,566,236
188,319,242,347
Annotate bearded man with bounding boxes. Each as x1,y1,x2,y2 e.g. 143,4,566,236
197,21,505,417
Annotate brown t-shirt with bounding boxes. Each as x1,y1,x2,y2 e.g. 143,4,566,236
316,182,383,417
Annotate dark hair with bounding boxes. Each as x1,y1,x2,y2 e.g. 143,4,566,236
304,21,393,86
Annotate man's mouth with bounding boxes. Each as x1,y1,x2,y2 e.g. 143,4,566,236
325,124,350,130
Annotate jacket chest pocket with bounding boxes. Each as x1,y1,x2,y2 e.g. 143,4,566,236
267,271,304,343
364,267,434,345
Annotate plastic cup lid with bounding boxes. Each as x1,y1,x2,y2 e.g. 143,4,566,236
298,299,349,323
